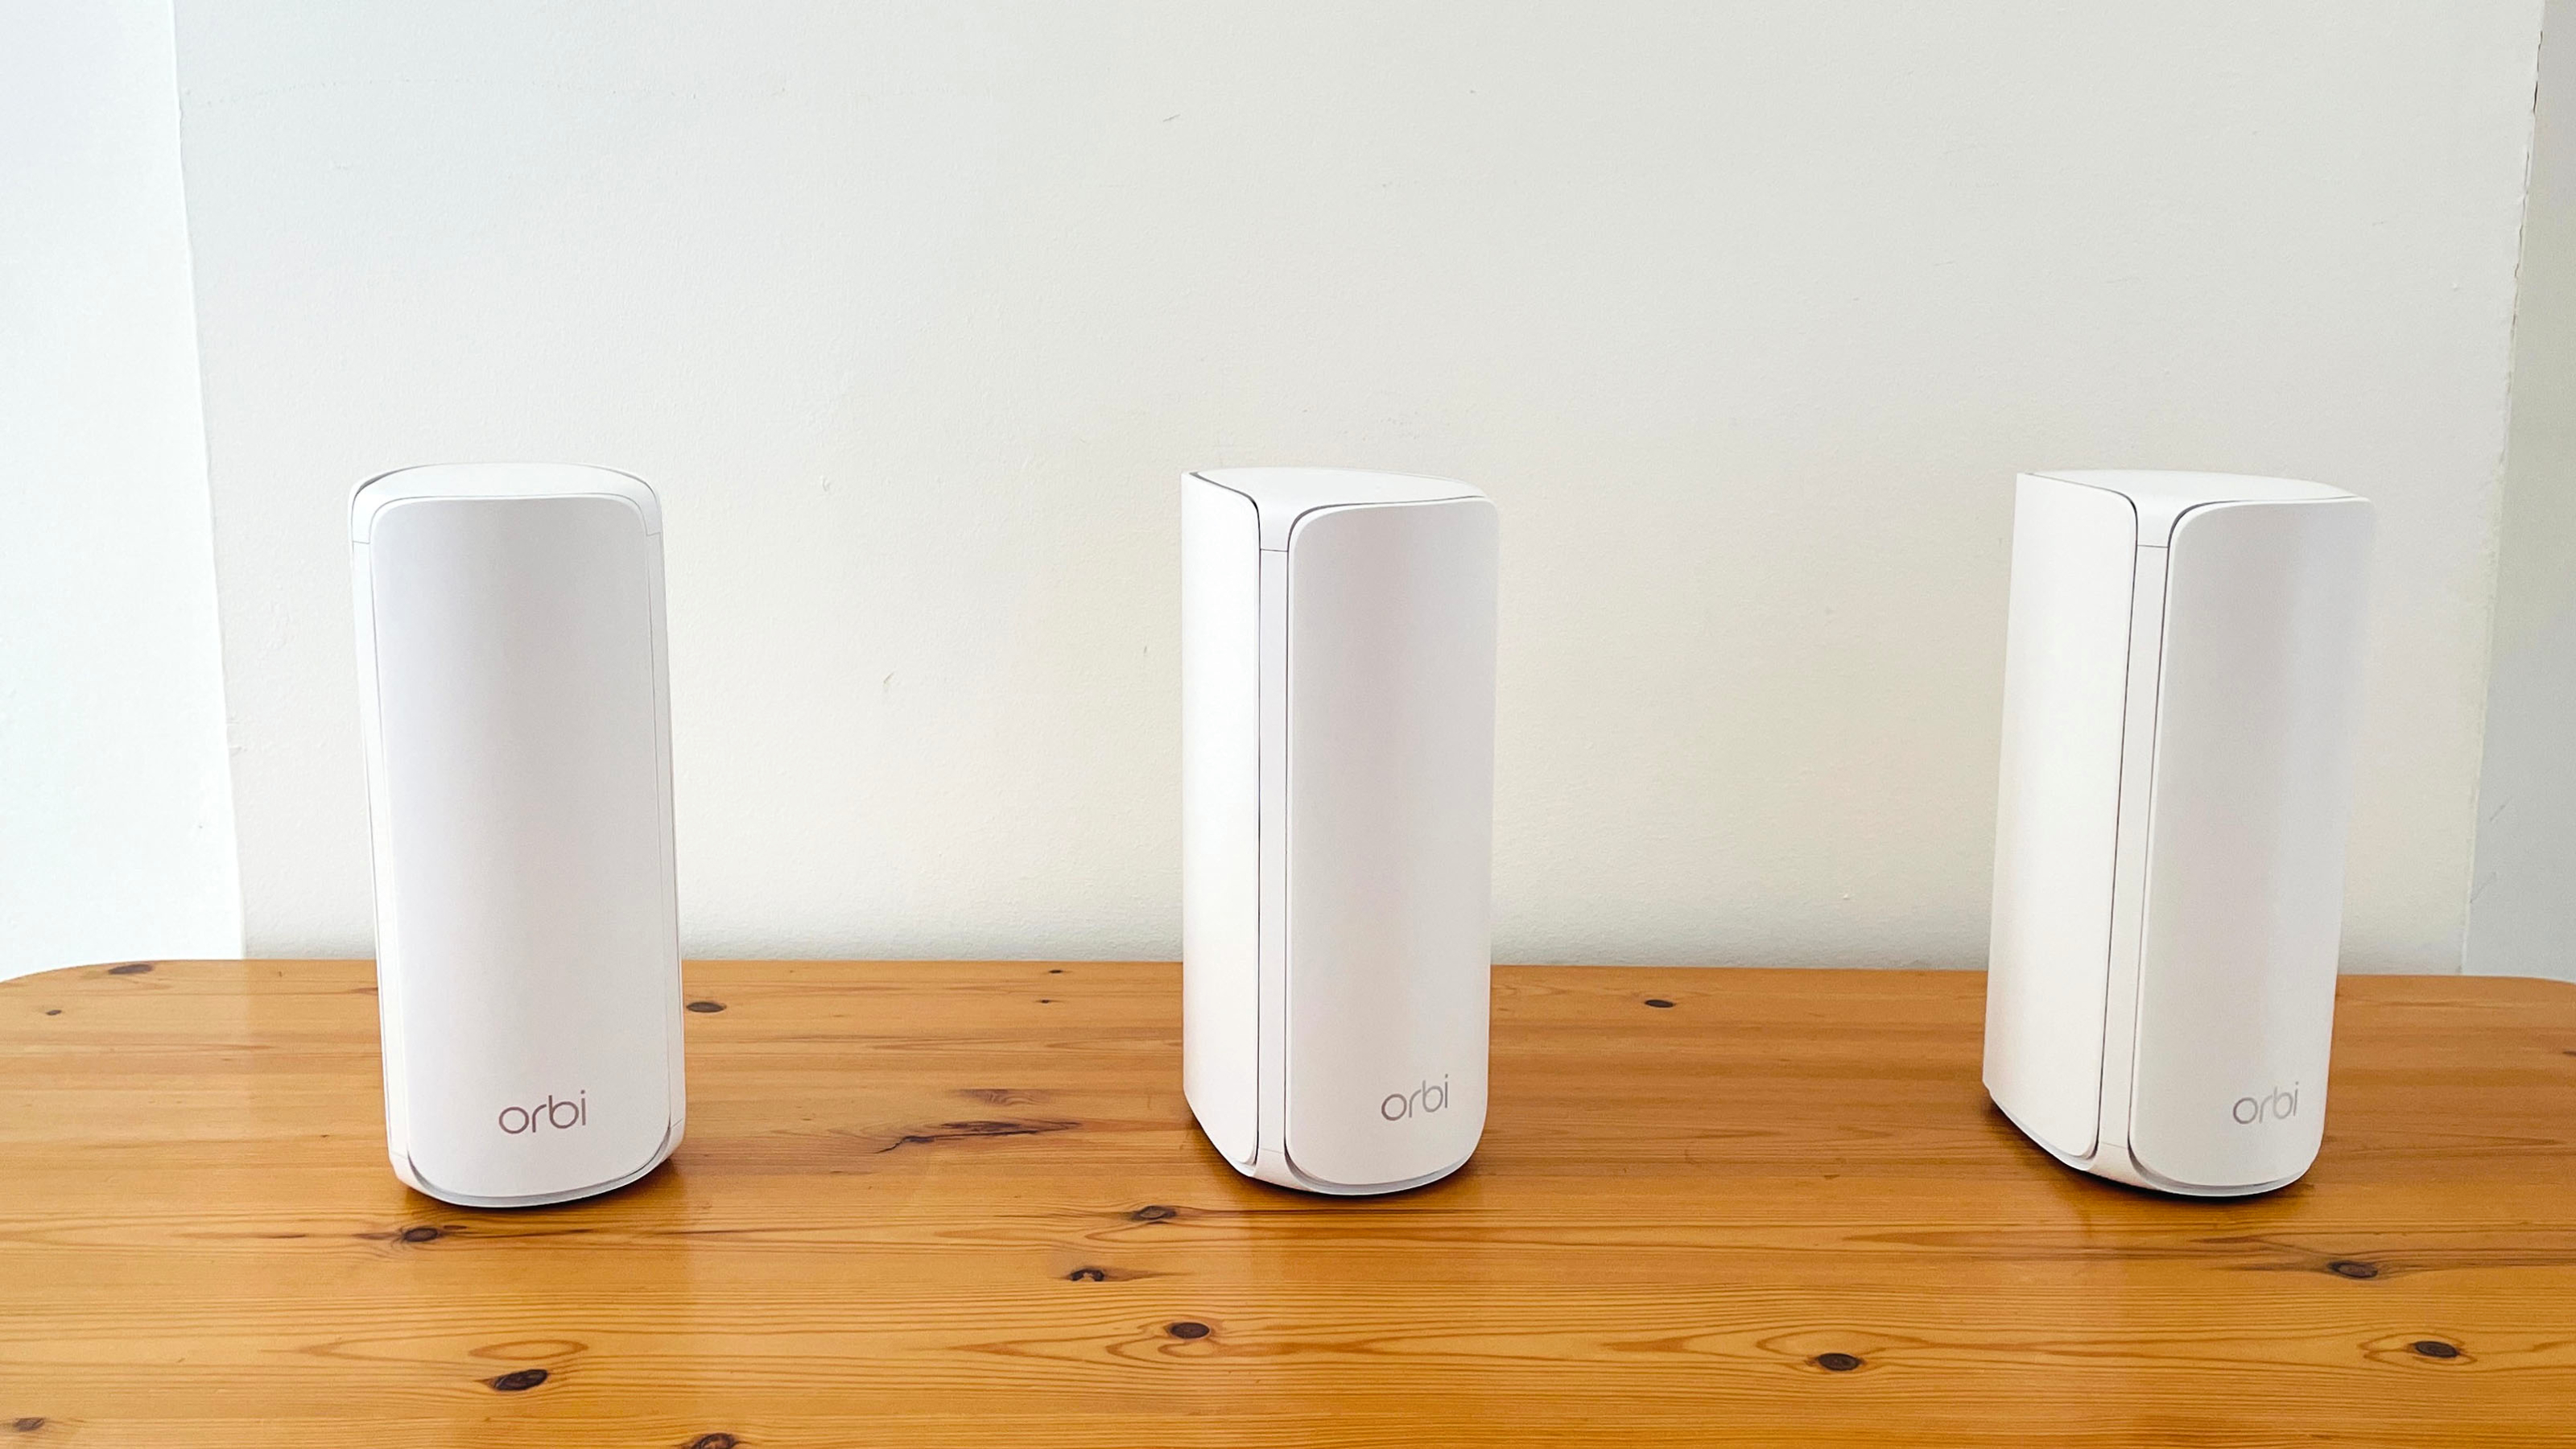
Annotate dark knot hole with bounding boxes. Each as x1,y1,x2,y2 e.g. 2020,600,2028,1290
488,1368,550,1392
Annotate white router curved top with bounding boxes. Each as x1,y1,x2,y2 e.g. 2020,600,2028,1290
1192,468,1486,549
351,464,662,543
2026,470,2361,547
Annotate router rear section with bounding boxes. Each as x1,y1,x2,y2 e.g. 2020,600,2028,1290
1984,471,2372,1196
1181,468,1499,1195
351,464,687,1208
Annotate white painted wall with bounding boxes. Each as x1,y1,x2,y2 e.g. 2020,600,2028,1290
2471,0,2576,980
172,2,2542,969
1,0,241,978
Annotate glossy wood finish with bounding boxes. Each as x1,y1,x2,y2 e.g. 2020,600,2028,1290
3,960,2573,1447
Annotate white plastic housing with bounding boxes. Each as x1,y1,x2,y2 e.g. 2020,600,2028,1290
351,464,686,1208
1183,468,1498,1195
1984,471,2372,1196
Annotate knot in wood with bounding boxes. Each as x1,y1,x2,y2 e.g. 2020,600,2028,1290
488,1368,550,1392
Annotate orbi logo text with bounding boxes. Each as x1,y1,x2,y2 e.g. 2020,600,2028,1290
1381,1075,1451,1121
497,1091,588,1135
2231,1084,2299,1125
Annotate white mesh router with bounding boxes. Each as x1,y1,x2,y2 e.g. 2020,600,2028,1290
1984,470,2372,1196
1182,468,1498,1195
350,464,686,1207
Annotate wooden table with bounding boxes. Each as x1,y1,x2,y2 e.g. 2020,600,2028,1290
3,961,2573,1446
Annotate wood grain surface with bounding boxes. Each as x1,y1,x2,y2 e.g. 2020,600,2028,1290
2,960,2573,1447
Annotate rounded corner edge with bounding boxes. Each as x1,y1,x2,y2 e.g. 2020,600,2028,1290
1269,1137,1481,1197
398,1115,681,1209
1187,469,1261,535
349,464,663,543
349,467,425,544
593,467,663,535
2022,471,2144,542
1278,486,1492,555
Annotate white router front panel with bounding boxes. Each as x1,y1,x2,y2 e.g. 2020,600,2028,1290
352,463,686,1208
1183,468,1497,1195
